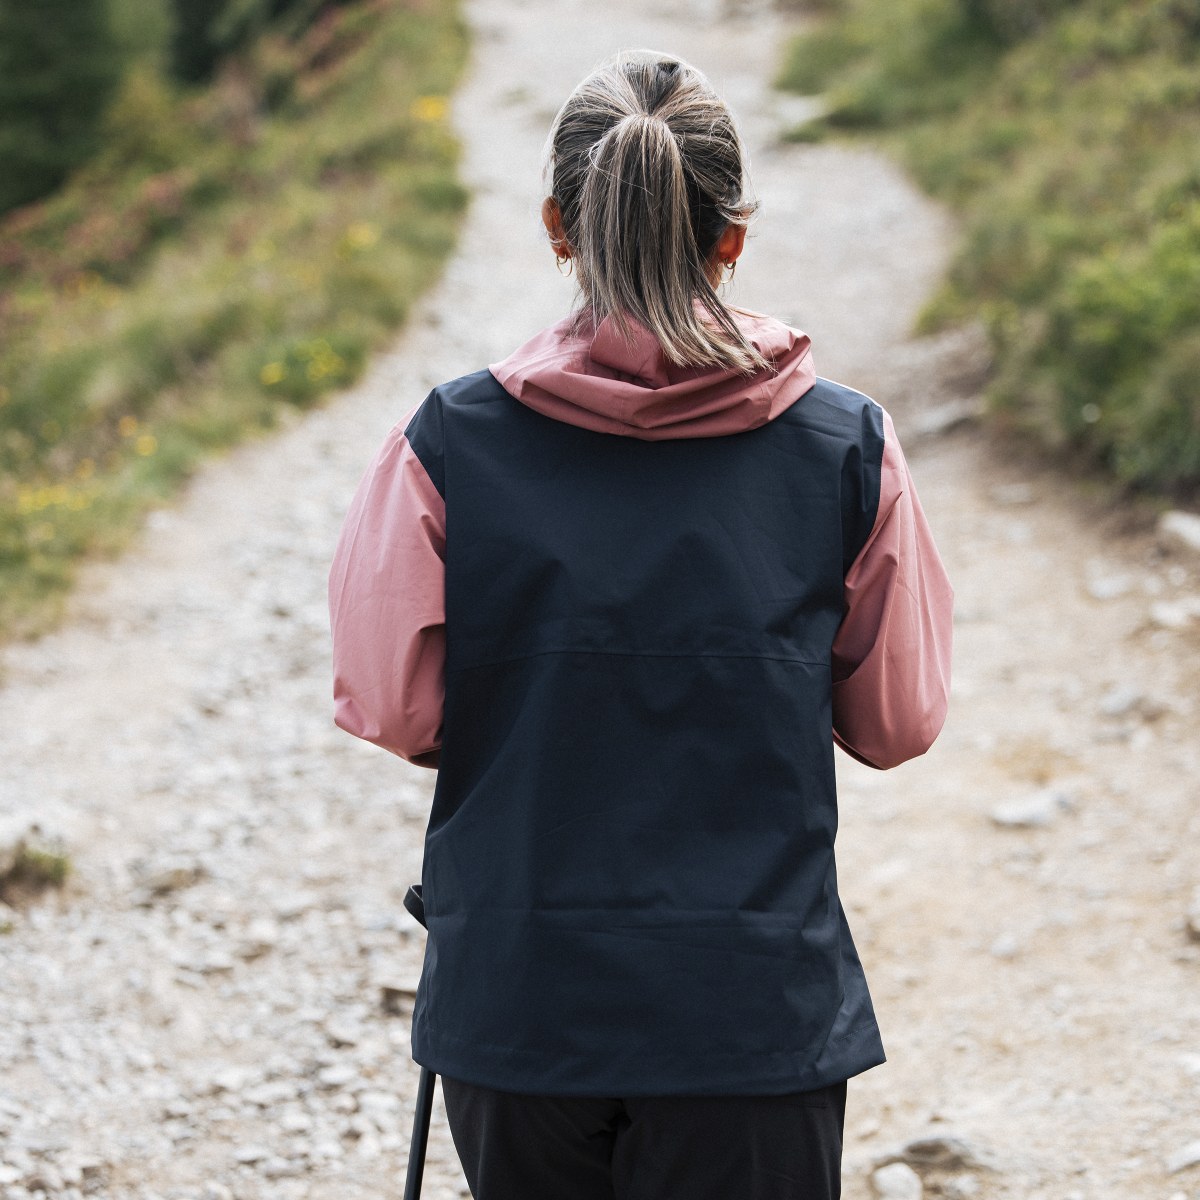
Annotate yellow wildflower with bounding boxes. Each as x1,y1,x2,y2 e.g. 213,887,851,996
135,434,158,457
411,95,448,122
118,415,139,437
345,222,379,250
260,362,286,386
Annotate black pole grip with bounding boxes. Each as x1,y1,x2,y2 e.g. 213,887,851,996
404,883,427,929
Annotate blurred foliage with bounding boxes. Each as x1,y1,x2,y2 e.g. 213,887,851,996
778,0,1200,495
0,0,124,213
168,0,355,83
0,0,469,639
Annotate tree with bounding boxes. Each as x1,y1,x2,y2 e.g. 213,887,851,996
0,0,123,214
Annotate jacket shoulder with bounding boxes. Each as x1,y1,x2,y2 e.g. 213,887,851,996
403,370,508,498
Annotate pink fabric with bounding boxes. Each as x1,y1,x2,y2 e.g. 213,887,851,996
328,427,445,769
489,305,816,440
831,409,954,769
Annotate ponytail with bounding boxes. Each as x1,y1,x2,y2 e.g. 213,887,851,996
544,50,770,376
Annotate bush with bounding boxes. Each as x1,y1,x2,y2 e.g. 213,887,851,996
0,0,470,638
778,0,1200,494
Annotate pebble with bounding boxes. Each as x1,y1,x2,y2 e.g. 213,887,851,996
1098,686,1165,721
989,933,1021,960
910,399,984,439
1158,510,1200,558
989,789,1072,830
232,1144,271,1164
1149,597,1200,630
1187,889,1200,943
140,860,206,897
1166,1140,1200,1174
877,1134,999,1173
872,1162,923,1199
1086,573,1135,601
989,482,1036,507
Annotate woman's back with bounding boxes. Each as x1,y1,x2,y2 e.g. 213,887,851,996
328,46,953,1200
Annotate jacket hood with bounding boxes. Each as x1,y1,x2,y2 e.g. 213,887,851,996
488,304,816,440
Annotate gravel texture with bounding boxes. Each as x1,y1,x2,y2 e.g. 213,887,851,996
2,0,1198,1197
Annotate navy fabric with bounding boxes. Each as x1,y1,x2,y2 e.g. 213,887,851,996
405,368,887,1096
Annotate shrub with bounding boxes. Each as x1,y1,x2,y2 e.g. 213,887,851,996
778,0,1200,494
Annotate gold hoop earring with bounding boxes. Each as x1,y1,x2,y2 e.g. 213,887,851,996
722,260,737,283
556,254,573,277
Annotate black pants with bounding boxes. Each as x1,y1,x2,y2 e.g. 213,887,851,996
441,1076,847,1200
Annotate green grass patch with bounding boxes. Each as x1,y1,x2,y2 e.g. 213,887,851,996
0,0,469,640
777,0,1200,496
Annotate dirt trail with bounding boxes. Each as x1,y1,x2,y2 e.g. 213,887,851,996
2,1,1198,1198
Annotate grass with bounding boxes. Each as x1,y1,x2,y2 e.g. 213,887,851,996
0,0,469,641
0,842,72,905
776,0,1200,498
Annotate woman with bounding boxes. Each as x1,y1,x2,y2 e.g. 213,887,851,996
329,48,953,1200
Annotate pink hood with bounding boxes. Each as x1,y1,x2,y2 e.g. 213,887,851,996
489,305,816,440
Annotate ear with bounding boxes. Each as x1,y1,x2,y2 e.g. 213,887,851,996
541,196,569,253
714,222,747,264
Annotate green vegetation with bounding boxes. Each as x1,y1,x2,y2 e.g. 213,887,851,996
777,0,1200,496
0,842,71,904
0,0,469,639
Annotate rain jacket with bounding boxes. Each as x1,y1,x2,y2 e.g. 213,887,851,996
328,305,954,1096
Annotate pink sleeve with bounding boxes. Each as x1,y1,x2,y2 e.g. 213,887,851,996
328,425,445,769
831,408,953,770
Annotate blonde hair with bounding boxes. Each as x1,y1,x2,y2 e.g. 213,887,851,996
543,49,771,375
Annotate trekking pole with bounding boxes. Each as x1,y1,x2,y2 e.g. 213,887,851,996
403,884,437,1200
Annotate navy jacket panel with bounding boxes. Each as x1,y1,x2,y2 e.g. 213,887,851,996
404,369,888,1095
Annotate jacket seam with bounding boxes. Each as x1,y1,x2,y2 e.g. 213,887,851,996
446,646,831,674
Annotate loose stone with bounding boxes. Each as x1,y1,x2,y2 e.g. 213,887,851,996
871,1162,923,1199
1157,510,1200,558
989,790,1071,830
1165,1141,1200,1174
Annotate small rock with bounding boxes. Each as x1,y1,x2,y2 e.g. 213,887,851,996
324,1018,360,1048
1098,686,1166,721
1165,1140,1200,1174
141,859,206,896
1186,888,1200,943
1149,598,1200,630
911,399,984,439
877,1134,999,1173
316,1063,358,1089
207,1064,260,1094
989,482,1036,507
278,1108,312,1134
943,1175,980,1198
24,1166,64,1192
1178,1051,1200,1076
202,1183,234,1200
989,933,1020,960
272,891,319,921
259,1156,301,1178
0,1165,21,1186
236,917,280,961
989,789,1071,830
380,981,418,1015
1086,574,1135,601
872,1162,922,1199
233,1144,271,1165
1158,510,1200,558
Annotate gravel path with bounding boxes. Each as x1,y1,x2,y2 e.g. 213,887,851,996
2,1,1198,1198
